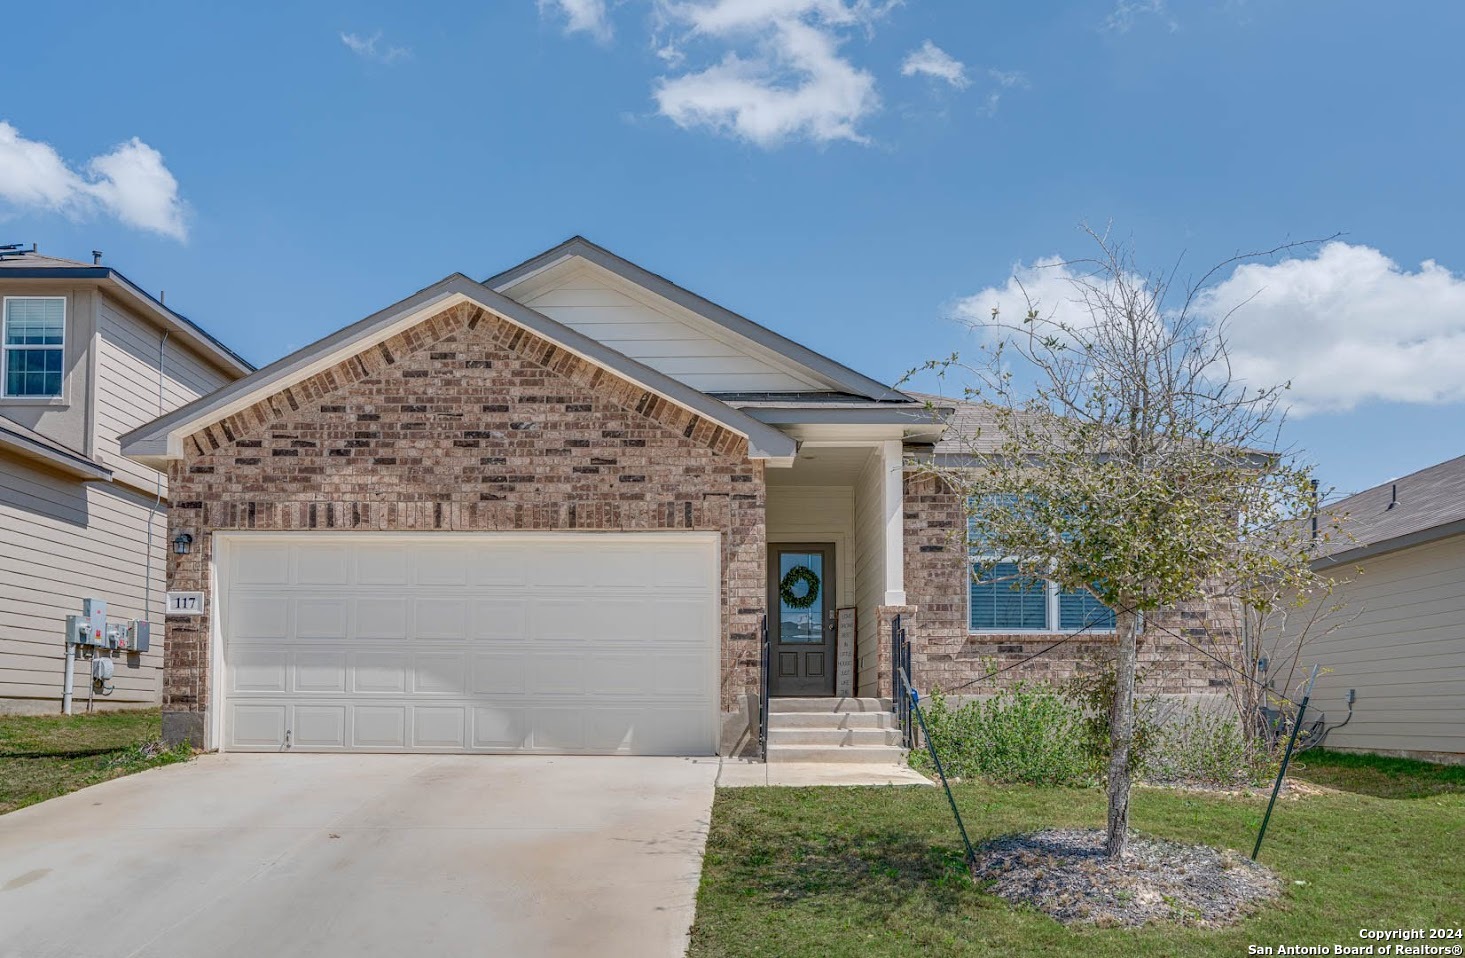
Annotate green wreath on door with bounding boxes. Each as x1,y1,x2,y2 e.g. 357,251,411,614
779,564,821,610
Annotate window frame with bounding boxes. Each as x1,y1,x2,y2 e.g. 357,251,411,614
2,295,68,400
966,557,1117,635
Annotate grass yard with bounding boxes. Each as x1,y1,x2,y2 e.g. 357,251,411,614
689,750,1465,957
0,709,191,815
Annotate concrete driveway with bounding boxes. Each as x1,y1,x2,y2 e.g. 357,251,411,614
0,754,718,958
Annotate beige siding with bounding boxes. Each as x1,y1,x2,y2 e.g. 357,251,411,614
0,456,166,711
1276,533,1465,761
514,264,828,393
767,485,855,604
852,451,885,695
93,294,231,494
2,292,236,712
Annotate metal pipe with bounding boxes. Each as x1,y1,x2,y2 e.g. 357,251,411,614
143,331,169,639
62,642,76,715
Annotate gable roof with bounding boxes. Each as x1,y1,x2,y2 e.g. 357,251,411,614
487,236,911,404
0,249,253,377
1314,454,1465,565
119,273,798,465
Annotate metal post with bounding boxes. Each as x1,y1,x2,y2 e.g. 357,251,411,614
62,642,76,716
1252,664,1320,861
758,615,770,761
900,666,977,872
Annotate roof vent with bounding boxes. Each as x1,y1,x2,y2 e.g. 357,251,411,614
1386,483,1398,510
92,250,103,265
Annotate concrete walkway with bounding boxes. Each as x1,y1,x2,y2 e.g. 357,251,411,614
716,759,932,787
0,754,717,958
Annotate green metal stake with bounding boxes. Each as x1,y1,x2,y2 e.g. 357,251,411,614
1252,664,1320,861
900,667,978,872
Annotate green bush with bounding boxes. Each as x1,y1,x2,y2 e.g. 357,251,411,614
1141,704,1274,787
913,685,1100,787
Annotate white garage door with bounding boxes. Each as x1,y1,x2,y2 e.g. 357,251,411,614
217,533,720,755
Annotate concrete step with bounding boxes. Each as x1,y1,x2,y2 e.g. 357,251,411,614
766,743,908,764
766,711,893,730
768,696,892,714
767,727,902,747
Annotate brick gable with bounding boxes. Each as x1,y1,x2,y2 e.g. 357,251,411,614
164,301,766,741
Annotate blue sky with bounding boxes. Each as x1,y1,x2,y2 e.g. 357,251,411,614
3,0,1463,496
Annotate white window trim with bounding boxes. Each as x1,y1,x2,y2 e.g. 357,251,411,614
967,557,1117,635
2,295,67,400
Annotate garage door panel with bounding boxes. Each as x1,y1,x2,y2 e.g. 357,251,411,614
470,654,526,694
294,543,351,585
222,535,718,755
295,652,347,692
353,706,408,747
414,598,469,639
415,653,468,694
354,653,409,693
473,707,530,748
356,598,409,639
293,706,347,748
230,650,288,693
471,597,529,640
230,705,286,748
413,707,468,748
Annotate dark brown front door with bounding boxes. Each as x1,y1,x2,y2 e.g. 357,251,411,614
769,544,835,697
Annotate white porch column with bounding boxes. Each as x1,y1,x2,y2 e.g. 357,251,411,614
880,439,906,606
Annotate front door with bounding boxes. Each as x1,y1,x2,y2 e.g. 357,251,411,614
769,544,835,697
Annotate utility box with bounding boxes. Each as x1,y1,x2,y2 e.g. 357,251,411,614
128,620,151,653
82,599,107,646
91,657,114,681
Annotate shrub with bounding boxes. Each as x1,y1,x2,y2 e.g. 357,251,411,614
913,685,1100,787
1142,705,1274,787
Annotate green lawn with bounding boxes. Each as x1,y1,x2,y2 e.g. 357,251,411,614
689,750,1465,957
0,709,191,815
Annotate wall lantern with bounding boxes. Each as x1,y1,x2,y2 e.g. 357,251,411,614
172,533,194,556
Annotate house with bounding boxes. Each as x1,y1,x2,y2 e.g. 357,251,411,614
1274,455,1465,764
120,237,1230,756
0,247,252,713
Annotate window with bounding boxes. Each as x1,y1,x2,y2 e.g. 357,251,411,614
2,297,65,398
967,495,1116,633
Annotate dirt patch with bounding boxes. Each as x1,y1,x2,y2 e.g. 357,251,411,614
973,828,1282,927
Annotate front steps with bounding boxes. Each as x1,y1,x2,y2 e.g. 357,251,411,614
765,697,907,764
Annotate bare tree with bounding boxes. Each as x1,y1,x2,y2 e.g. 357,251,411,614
912,226,1340,859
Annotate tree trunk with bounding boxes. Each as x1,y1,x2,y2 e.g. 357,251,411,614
1105,604,1139,858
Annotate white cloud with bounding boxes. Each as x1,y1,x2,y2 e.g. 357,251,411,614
340,31,411,63
1195,242,1465,414
954,243,1465,416
900,40,968,88
1104,0,1178,33
979,68,1029,116
0,122,188,240
540,0,614,42
651,0,894,147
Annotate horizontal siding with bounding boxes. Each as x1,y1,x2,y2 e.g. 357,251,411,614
1270,533,1465,758
92,295,231,493
0,456,166,709
520,265,826,394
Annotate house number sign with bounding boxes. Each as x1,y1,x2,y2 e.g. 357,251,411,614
166,592,204,617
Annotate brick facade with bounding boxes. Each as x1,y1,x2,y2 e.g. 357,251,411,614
902,472,1235,697
163,301,766,747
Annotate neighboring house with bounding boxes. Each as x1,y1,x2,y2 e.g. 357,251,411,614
120,236,1228,756
1273,455,1465,764
0,248,252,713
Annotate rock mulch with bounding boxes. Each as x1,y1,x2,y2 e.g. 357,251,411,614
973,828,1281,927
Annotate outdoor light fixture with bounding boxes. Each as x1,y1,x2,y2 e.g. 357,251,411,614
172,533,194,556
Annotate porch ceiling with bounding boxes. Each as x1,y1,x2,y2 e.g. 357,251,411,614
765,445,875,486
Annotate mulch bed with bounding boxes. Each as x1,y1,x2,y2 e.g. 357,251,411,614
973,828,1282,927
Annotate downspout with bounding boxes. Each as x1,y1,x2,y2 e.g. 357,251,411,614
144,332,169,633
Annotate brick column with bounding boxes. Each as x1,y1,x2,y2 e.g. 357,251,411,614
874,604,916,699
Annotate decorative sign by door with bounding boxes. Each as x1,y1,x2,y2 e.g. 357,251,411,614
834,606,857,696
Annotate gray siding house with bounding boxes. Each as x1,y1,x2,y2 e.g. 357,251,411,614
0,248,250,713
1277,455,1465,763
